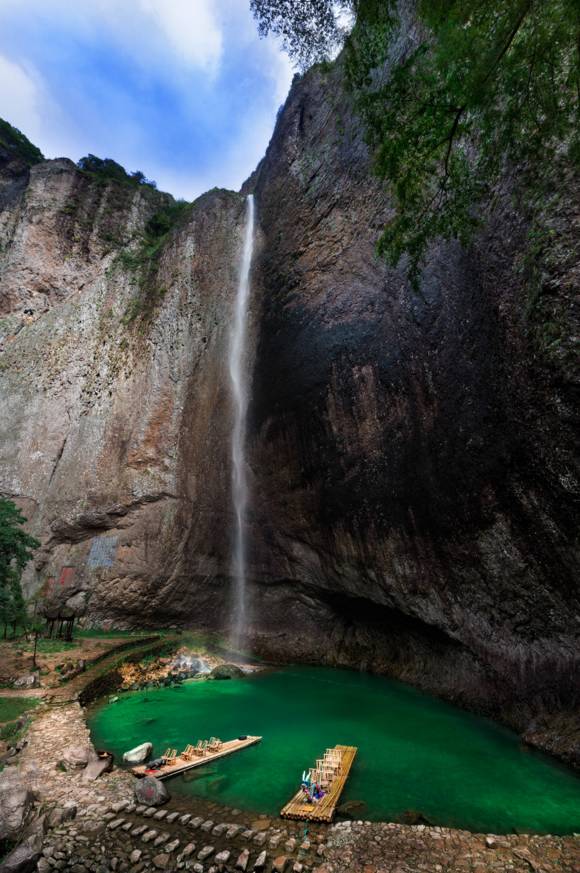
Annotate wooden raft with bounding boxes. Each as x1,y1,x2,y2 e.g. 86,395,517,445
131,736,261,781
280,744,357,823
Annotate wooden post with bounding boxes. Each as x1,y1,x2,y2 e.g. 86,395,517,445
32,629,39,669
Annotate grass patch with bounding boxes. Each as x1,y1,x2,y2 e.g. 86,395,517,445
0,720,21,740
175,630,221,652
21,639,76,654
76,628,152,639
0,696,40,724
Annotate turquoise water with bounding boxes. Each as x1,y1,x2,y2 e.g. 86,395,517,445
88,666,580,834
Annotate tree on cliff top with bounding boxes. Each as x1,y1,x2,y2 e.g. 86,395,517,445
0,498,39,636
251,0,580,284
0,118,44,166
77,154,157,190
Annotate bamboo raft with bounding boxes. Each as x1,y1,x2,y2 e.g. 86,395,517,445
280,744,358,823
131,736,262,780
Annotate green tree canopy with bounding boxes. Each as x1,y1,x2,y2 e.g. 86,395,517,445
77,154,157,189
251,0,580,282
250,0,352,69
0,498,39,633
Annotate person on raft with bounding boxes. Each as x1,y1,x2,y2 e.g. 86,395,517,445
301,776,325,804
312,782,325,801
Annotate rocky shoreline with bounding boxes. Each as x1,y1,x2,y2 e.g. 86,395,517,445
1,692,578,873
115,651,256,693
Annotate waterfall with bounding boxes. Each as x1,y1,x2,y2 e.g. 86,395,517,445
228,194,255,650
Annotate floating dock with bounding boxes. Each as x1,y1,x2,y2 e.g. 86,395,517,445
131,736,262,780
280,744,357,823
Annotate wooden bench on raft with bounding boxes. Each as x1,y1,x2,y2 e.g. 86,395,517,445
131,735,261,780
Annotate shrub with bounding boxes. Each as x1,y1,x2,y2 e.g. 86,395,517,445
77,154,157,190
0,118,44,166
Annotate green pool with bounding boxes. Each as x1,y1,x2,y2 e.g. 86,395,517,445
88,666,580,834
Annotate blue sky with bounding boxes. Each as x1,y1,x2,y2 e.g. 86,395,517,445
0,0,293,199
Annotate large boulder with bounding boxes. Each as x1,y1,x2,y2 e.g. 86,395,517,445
209,663,244,680
0,826,43,873
64,591,88,616
123,742,152,765
134,776,169,807
172,654,210,674
47,801,77,828
0,773,36,840
58,745,91,771
81,752,113,782
12,674,39,690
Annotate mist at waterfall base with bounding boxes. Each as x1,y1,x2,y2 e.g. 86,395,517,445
88,666,580,834
227,195,255,651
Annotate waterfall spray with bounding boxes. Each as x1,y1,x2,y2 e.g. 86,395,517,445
228,194,255,650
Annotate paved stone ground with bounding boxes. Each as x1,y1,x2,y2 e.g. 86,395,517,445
322,821,580,873
16,701,133,808
3,687,578,873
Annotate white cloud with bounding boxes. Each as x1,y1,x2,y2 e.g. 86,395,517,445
213,0,293,106
0,0,224,79
0,52,89,162
0,55,43,142
268,42,294,107
0,0,295,198
138,0,222,74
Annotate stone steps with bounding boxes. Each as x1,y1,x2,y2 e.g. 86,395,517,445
40,791,323,873
48,798,321,872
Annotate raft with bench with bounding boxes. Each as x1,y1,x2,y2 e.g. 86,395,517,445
280,744,358,823
131,735,262,780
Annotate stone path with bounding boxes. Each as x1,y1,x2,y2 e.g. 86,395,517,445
322,820,580,873
16,701,133,809
32,803,580,873
0,687,48,698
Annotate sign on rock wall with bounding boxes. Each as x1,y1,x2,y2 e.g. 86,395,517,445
87,535,118,569
58,566,75,586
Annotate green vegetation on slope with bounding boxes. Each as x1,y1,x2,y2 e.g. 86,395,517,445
77,154,158,191
118,199,192,326
0,118,44,166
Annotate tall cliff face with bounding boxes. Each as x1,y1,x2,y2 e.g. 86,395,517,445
0,49,578,757
244,63,579,741
0,148,247,626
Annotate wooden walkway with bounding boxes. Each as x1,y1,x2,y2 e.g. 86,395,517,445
131,736,262,781
280,744,357,823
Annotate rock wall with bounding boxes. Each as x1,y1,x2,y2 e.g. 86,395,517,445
0,46,578,756
0,150,247,628
243,61,579,743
